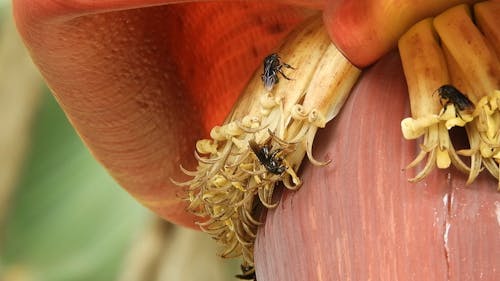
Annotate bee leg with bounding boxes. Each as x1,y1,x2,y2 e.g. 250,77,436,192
454,104,464,120
269,148,283,159
282,62,295,70
441,100,450,115
439,98,445,108
278,69,293,80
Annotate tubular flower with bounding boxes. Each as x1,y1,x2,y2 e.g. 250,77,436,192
10,0,499,280
400,2,500,186
176,16,361,269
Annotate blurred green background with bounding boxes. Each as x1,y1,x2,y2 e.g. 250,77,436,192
0,3,237,281
2,89,150,281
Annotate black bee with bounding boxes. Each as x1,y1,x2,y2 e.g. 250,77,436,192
249,139,286,175
435,84,475,119
261,53,295,91
235,264,256,280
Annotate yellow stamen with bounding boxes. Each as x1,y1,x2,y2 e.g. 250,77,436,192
400,2,500,187
399,17,470,181
175,16,361,266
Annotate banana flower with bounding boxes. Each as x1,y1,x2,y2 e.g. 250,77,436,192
12,0,499,280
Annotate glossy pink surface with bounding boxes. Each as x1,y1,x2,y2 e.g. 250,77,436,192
255,52,499,281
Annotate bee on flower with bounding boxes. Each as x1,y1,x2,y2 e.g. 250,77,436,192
261,53,295,91
400,4,500,187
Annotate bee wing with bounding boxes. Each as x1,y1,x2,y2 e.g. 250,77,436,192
249,140,267,163
456,94,475,110
262,75,277,91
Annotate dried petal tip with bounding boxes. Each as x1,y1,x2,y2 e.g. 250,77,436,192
175,16,361,267
399,2,500,187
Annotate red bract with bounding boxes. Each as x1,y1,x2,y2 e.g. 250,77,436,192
13,0,306,227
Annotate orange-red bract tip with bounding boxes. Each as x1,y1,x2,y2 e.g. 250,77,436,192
323,0,484,67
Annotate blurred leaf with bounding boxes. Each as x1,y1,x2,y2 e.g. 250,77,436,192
1,90,150,281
